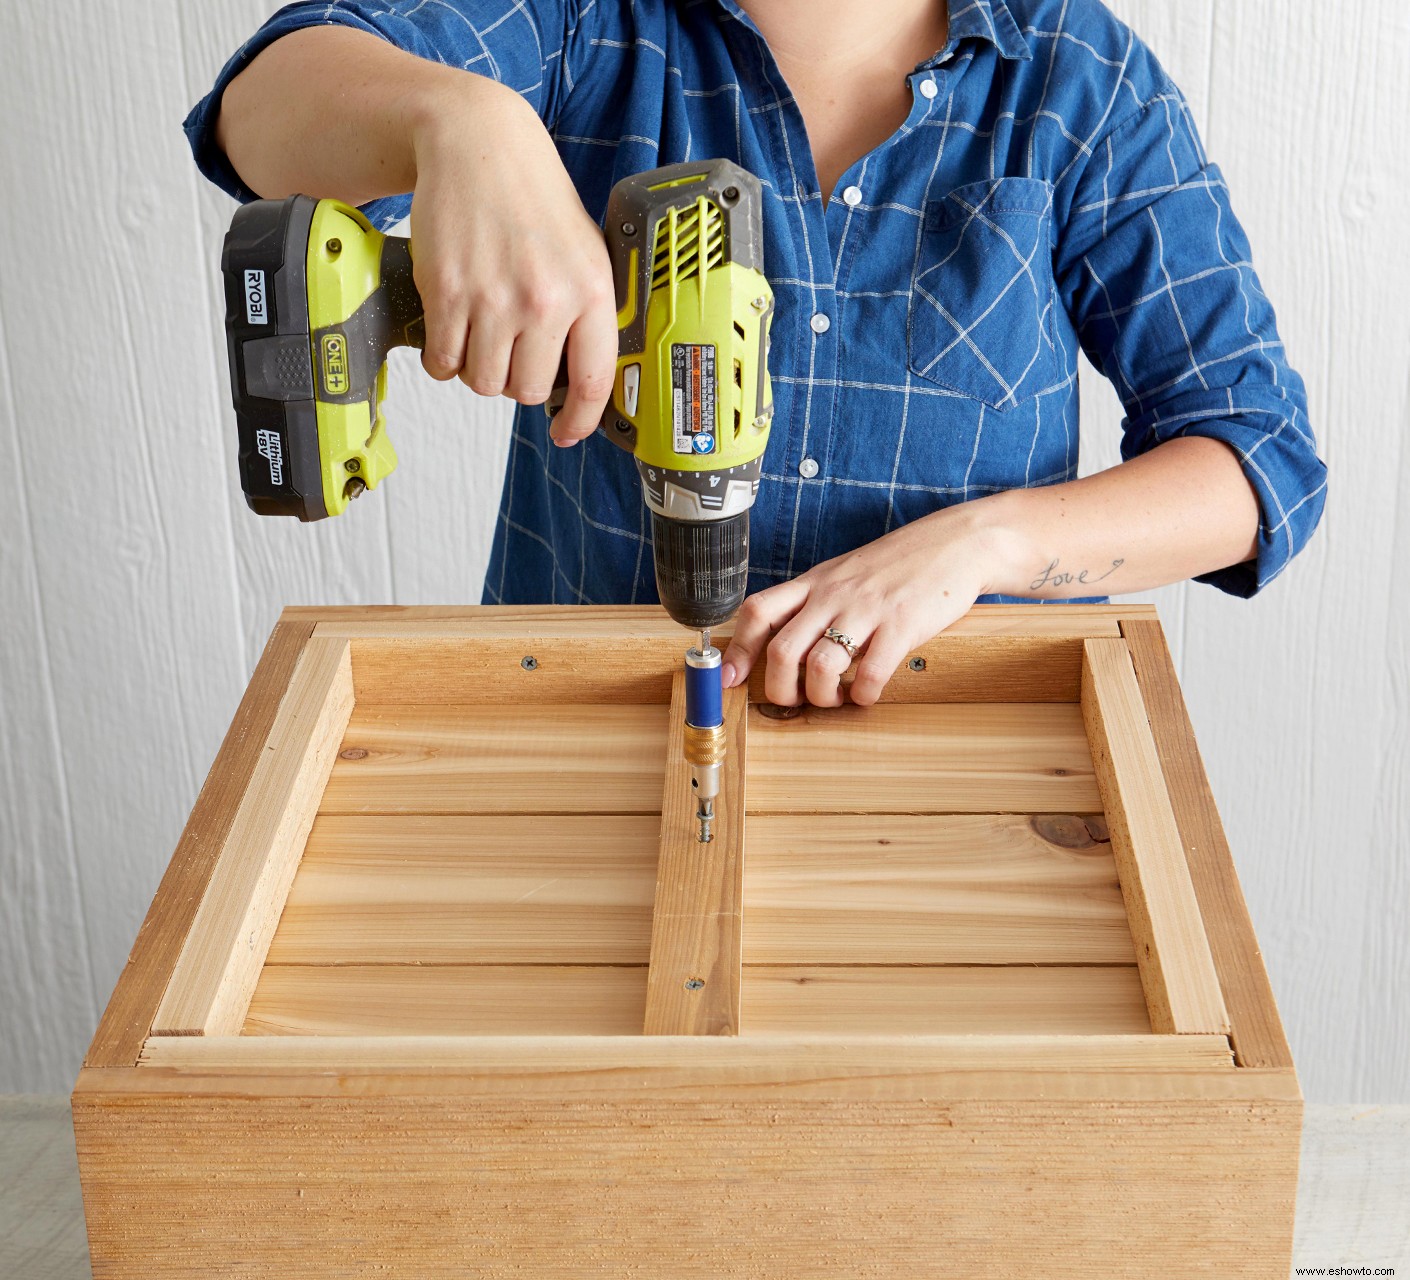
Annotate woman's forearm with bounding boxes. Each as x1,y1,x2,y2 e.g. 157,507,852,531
970,436,1261,598
215,25,525,202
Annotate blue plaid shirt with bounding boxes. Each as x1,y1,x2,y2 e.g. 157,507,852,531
187,0,1326,604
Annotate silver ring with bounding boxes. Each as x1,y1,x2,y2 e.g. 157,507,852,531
823,627,859,659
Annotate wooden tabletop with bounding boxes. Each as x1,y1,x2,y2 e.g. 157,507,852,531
3,1096,1406,1277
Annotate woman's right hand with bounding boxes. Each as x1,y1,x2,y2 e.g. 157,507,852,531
408,78,619,446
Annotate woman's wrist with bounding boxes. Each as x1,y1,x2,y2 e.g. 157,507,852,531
925,492,1040,598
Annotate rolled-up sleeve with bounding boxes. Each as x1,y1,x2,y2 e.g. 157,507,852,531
184,0,586,229
1057,88,1327,597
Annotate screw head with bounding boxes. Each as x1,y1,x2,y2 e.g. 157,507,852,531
326,238,342,254
908,657,927,672
520,656,538,671
344,457,361,473
621,221,637,236
684,977,705,991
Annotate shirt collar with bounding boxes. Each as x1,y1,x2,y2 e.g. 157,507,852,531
711,2,1032,65
933,0,1032,63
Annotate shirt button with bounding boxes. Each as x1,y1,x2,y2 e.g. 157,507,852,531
798,457,820,479
919,78,939,99
842,185,862,207
809,312,831,335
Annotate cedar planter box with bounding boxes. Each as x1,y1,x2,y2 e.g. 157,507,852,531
73,604,1300,1279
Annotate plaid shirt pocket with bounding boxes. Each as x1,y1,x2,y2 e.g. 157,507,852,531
908,178,1060,412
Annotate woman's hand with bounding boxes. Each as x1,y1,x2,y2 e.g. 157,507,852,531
721,505,1012,707
409,82,618,446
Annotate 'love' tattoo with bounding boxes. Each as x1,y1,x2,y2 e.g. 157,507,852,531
1028,558,1125,592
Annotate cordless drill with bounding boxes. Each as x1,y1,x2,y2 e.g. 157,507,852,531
220,159,774,841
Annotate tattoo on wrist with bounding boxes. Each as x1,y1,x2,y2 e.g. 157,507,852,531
1028,558,1125,592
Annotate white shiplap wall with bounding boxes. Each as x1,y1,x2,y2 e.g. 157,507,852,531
0,1,1405,1099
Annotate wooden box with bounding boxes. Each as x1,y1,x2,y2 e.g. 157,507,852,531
73,604,1300,1279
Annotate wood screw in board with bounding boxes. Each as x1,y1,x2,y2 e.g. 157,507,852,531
520,656,538,670
684,977,705,991
908,657,927,671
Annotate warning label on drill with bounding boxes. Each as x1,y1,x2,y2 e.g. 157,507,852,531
671,343,717,455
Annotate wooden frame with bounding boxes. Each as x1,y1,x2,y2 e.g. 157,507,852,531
73,605,1300,1279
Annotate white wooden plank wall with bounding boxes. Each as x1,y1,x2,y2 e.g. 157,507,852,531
0,1,1405,1099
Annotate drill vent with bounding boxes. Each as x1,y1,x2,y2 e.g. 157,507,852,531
651,199,725,292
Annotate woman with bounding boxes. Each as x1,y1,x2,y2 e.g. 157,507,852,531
189,0,1327,706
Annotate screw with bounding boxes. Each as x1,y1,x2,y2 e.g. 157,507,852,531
752,296,769,311
722,186,740,204
908,657,927,672
326,238,342,253
344,457,361,473
758,703,803,721
621,221,637,237
520,656,538,671
343,477,366,501
684,977,705,991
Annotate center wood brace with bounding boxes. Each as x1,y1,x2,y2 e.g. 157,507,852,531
643,672,748,1035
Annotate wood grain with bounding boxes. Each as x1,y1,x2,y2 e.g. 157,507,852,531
301,602,1143,633
241,962,1150,1039
743,964,1152,1035
1122,618,1295,1069
748,701,1102,813
265,814,659,965
82,621,317,1067
72,1083,1297,1279
153,638,354,1037
743,813,1136,964
245,966,647,1037
642,676,747,1035
1082,639,1229,1036
131,1033,1244,1093
321,703,669,814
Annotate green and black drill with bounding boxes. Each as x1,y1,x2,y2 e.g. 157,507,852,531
220,159,774,841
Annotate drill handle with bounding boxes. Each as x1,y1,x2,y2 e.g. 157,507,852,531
377,235,425,351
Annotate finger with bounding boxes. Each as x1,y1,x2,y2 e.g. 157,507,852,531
550,303,619,447
418,273,470,381
505,323,568,408
804,622,867,708
763,601,836,706
459,314,514,397
849,625,913,706
721,580,810,689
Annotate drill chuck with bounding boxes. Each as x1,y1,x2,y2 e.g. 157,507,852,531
652,510,751,632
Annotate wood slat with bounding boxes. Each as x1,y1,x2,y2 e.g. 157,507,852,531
301,602,1145,635
1121,618,1296,1070
153,638,355,1037
748,702,1102,813
341,636,684,704
83,620,317,1067
243,963,1149,1038
321,704,669,815
1081,639,1230,1036
134,1032,1241,1094
743,965,1152,1036
642,676,747,1036
744,813,1135,964
265,814,659,965
245,965,646,1037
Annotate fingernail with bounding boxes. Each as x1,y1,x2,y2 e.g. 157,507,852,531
721,662,737,688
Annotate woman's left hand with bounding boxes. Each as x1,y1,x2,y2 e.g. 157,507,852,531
720,505,1010,707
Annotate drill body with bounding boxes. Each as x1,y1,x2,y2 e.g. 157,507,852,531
220,160,773,842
